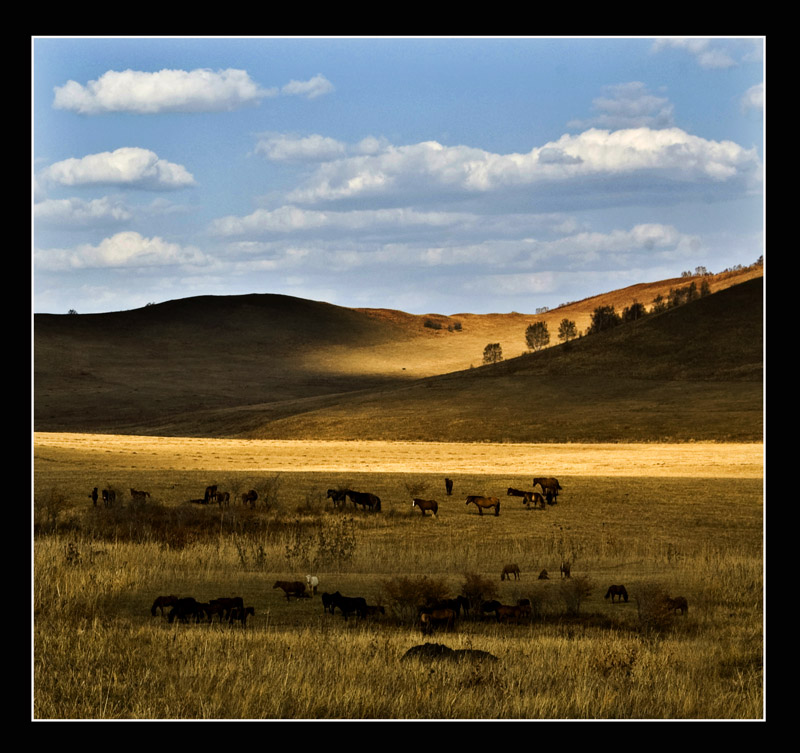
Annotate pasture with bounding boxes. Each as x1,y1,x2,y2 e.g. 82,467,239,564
33,434,764,720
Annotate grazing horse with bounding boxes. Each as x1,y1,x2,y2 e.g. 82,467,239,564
89,487,98,507
604,585,629,603
345,490,382,512
507,487,546,510
480,600,502,617
430,595,470,618
501,563,521,581
216,491,230,506
130,488,150,503
412,498,438,517
538,569,549,580
321,592,339,614
533,477,562,500
102,489,116,508
560,561,571,579
495,604,528,623
168,597,204,624
465,495,500,516
210,596,245,620
330,592,368,621
241,489,258,507
204,485,218,504
150,594,179,616
229,606,255,627
420,608,456,634
273,581,308,601
326,489,347,509
665,596,689,615
444,478,454,496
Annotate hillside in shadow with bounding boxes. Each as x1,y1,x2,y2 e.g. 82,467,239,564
34,271,763,442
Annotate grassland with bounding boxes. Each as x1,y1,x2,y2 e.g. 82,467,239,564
33,435,763,720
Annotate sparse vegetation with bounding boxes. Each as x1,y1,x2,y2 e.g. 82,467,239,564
483,342,503,364
525,321,550,351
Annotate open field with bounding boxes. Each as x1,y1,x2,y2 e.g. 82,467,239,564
33,434,764,720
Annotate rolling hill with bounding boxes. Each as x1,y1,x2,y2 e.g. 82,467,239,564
33,267,763,442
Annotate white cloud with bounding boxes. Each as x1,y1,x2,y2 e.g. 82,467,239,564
34,196,133,227
34,231,208,270
254,133,347,162
741,83,764,113
53,68,275,114
40,147,196,190
280,74,334,99
569,82,675,130
285,128,761,204
651,38,736,69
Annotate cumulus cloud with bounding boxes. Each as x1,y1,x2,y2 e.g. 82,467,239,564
280,74,334,99
741,83,764,113
254,133,347,162
53,68,275,114
39,147,195,190
34,231,207,270
651,38,736,69
34,196,133,227
284,127,761,204
569,82,675,130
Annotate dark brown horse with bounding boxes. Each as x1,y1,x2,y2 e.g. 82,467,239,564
501,563,521,581
326,488,347,509
604,585,629,603
168,597,204,624
241,489,258,507
345,489,382,512
665,596,689,615
329,592,368,621
412,498,438,516
130,488,150,503
465,495,500,516
204,485,218,504
229,606,255,627
507,487,546,509
151,594,179,616
89,487,98,507
444,478,454,496
273,581,308,601
210,596,245,620
102,489,116,508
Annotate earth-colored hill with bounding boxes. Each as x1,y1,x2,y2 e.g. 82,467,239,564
33,267,763,441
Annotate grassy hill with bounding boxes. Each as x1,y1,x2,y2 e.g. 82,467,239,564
33,268,763,442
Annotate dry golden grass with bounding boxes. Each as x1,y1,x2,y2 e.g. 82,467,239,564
33,434,763,720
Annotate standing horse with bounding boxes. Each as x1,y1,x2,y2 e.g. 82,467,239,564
444,478,454,496
665,596,689,615
412,498,438,517
327,489,347,509
604,585,629,603
345,490,382,512
89,487,98,507
150,594,179,616
534,477,562,501
507,487,546,510
501,563,521,581
465,495,500,516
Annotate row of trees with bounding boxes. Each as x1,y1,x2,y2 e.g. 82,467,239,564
482,276,716,364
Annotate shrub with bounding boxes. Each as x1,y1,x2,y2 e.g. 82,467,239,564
380,575,450,624
558,575,593,616
460,571,498,614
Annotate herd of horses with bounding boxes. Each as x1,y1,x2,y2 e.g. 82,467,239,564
150,594,256,627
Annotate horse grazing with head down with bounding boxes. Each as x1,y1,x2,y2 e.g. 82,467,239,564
465,495,500,516
345,490,382,512
151,594,179,616
507,487,546,510
604,585,629,603
665,596,689,615
501,563,521,581
419,608,456,635
412,498,438,517
273,581,309,601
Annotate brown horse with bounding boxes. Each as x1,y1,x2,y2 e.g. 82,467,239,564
210,596,245,620
507,487,546,510
345,489,382,512
419,608,456,634
241,489,258,507
495,604,528,623
326,488,347,509
444,478,454,496
229,606,255,627
604,585,629,603
102,489,116,508
501,563,521,581
665,596,689,615
465,495,500,516
204,485,218,504
89,487,98,507
412,498,438,517
151,594,179,616
533,477,562,500
130,488,150,503
273,581,308,601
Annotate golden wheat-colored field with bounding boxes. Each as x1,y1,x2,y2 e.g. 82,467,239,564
33,434,764,720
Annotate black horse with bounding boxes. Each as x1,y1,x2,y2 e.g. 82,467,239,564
604,585,629,603
345,489,382,512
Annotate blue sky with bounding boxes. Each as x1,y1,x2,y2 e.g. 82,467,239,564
33,36,764,315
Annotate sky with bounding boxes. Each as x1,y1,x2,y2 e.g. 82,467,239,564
32,36,764,315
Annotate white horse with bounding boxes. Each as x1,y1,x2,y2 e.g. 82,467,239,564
305,574,319,595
